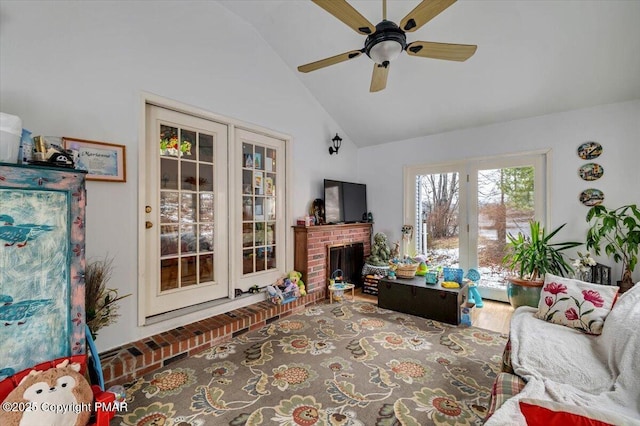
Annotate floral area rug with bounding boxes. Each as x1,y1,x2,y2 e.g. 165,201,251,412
117,302,507,426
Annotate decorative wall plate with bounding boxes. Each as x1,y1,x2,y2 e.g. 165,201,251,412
577,141,602,160
579,188,604,206
578,163,604,181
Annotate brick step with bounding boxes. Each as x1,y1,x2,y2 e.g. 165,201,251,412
99,290,325,388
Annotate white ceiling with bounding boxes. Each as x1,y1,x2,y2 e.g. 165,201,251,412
220,1,640,147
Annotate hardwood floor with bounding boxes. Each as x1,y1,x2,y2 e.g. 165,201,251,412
353,288,514,335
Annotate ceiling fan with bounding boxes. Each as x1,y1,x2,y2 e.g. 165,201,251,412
297,0,477,92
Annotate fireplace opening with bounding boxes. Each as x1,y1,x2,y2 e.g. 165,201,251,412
328,243,364,288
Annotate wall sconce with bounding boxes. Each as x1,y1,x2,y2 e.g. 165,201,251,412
329,133,342,155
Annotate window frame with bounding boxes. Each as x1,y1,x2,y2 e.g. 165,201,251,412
403,150,550,274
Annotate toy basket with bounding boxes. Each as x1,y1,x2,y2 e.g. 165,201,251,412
394,263,419,279
443,267,464,284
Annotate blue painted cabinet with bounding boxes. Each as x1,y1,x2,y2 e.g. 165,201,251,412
0,163,87,380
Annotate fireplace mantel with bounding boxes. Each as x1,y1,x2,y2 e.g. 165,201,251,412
293,223,372,296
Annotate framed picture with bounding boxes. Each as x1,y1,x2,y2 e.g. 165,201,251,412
254,171,263,194
244,153,253,168
265,177,274,196
254,152,262,170
63,137,126,182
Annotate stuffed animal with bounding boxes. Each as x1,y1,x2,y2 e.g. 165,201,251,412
266,285,283,304
288,270,306,296
0,359,93,426
282,278,299,297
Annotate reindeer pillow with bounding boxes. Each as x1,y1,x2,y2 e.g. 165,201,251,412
0,360,93,426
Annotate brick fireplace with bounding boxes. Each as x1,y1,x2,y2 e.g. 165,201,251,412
293,223,372,293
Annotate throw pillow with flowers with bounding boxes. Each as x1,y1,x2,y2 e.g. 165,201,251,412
535,273,618,335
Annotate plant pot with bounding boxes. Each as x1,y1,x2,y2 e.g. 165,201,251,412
506,276,544,309
618,280,634,294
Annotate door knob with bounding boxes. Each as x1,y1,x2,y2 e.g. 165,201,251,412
145,221,153,229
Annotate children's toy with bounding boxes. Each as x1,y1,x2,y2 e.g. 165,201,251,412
289,270,306,296
283,278,300,297
415,261,428,276
442,281,461,289
465,268,484,308
443,267,464,284
0,360,93,426
425,271,438,285
267,276,299,305
460,302,475,326
266,285,284,304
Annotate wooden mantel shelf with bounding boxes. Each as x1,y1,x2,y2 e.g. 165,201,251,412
293,222,373,231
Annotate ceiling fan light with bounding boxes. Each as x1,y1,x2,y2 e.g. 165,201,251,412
369,40,403,64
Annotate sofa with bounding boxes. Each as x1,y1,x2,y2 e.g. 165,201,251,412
485,276,640,425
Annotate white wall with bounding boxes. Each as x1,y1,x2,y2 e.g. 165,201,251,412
358,100,640,284
2,1,638,352
0,1,360,351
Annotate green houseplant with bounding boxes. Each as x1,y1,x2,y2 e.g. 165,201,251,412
502,220,582,308
586,204,640,292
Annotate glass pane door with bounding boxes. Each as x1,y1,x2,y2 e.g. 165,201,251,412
145,105,228,317
235,129,285,291
416,171,461,269
159,124,215,290
242,143,277,275
476,165,536,301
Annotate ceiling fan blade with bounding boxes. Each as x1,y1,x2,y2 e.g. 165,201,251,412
298,50,363,73
312,0,375,35
400,0,457,32
370,63,389,92
406,41,477,61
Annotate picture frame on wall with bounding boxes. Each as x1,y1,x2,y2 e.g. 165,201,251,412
63,137,126,182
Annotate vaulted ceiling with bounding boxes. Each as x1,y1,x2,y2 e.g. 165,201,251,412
220,1,640,147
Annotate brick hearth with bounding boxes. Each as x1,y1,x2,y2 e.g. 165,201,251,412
100,290,325,388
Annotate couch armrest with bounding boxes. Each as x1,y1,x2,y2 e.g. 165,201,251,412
485,372,526,421
501,337,515,374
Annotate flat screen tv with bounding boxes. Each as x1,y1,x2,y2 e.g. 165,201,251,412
324,179,368,224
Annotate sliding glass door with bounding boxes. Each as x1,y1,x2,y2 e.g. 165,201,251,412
406,153,547,302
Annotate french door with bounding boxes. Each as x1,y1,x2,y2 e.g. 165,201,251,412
405,153,547,301
234,129,287,290
144,105,229,316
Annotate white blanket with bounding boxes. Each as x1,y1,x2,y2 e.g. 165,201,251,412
486,284,640,425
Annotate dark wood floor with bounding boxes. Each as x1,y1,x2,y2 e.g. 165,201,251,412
353,288,514,335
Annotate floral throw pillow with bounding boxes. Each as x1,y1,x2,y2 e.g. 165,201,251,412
535,273,618,335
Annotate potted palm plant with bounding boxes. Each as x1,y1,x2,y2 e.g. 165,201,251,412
586,204,640,293
502,220,582,308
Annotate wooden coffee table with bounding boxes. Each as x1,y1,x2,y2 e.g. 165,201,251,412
328,282,355,303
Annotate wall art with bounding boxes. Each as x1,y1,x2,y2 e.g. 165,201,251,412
63,137,126,182
577,141,602,160
578,163,604,181
579,188,605,206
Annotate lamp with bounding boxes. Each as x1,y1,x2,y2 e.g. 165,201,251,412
329,133,342,155
368,40,403,64
364,20,407,65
